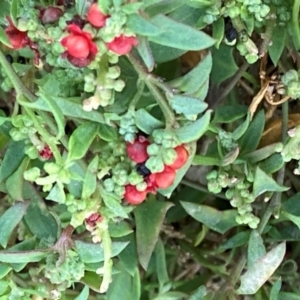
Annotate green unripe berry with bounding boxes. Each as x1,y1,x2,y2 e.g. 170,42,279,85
147,144,160,156
114,79,125,92
206,170,218,181
58,169,71,184
128,170,144,185
103,178,115,192
162,148,177,165
207,179,222,194
107,66,121,79
44,162,61,175
113,170,128,186
287,81,300,99
136,182,147,192
145,156,164,173
24,167,41,181
114,184,125,197
10,128,26,141
225,188,235,199
25,145,39,159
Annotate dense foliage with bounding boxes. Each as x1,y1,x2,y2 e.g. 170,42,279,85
0,0,300,299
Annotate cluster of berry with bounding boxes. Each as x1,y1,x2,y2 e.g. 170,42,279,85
124,136,188,205
5,2,138,68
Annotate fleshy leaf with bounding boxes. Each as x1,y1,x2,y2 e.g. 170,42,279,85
134,196,173,270
237,242,286,295
253,167,289,197
0,202,28,248
180,202,238,234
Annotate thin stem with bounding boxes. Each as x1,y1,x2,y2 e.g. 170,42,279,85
129,80,145,110
258,101,288,233
181,178,227,200
127,53,176,127
259,16,276,57
0,49,36,101
292,0,300,50
100,224,113,293
24,107,63,165
213,61,249,108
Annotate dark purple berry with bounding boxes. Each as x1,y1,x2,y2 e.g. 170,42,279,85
136,163,151,177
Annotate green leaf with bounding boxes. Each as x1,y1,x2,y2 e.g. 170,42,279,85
136,36,155,72
0,249,49,263
239,110,265,155
180,202,238,234
158,141,196,197
122,3,143,14
149,14,215,50
6,157,30,200
211,44,238,87
127,14,162,36
217,231,250,253
118,233,139,276
0,202,27,248
145,0,185,17
278,292,300,300
38,91,65,140
247,230,266,268
253,167,289,197
46,182,66,203
213,104,248,123
67,121,99,162
152,291,188,300
212,18,224,49
193,154,221,166
168,94,208,117
169,53,212,93
80,271,102,293
101,190,129,218
0,264,11,279
270,278,282,300
74,285,89,300
75,240,129,263
149,42,187,63
134,196,173,270
175,110,211,143
23,182,59,241
108,220,133,238
269,25,286,66
81,156,98,199
155,238,169,289
75,0,90,16
237,242,286,295
23,96,105,124
232,112,251,140
0,140,26,182
0,26,11,48
188,286,207,300
135,109,164,134
10,0,18,31
106,262,132,300
258,153,284,174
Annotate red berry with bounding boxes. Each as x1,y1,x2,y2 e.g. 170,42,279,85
87,3,108,28
106,34,138,55
124,185,147,205
126,137,149,163
62,35,89,58
61,24,98,62
40,6,63,24
85,213,103,228
168,145,188,170
5,17,28,50
39,145,53,160
153,166,176,189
